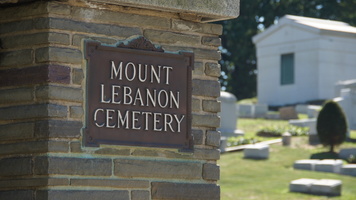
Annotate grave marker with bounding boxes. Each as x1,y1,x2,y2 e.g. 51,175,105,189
244,144,269,159
84,39,193,150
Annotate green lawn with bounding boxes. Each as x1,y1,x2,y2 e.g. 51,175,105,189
350,131,356,139
219,119,356,200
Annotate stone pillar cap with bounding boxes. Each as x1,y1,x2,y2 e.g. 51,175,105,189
91,0,240,22
2,0,239,22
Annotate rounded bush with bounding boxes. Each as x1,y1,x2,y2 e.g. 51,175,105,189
316,100,347,152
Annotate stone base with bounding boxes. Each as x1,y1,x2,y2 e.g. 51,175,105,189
310,179,342,196
340,164,356,176
339,148,356,160
243,144,269,159
315,159,343,173
290,178,342,196
289,178,316,193
293,159,319,171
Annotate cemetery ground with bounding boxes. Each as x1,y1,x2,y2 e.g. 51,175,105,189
219,118,356,200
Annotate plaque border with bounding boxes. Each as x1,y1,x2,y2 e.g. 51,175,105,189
83,37,194,151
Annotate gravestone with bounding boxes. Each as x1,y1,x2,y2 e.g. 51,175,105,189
340,164,356,176
279,106,298,120
282,132,292,146
290,178,342,196
336,85,356,132
314,159,343,173
237,103,268,118
293,159,319,171
295,104,308,114
237,104,254,118
218,91,243,152
218,91,244,137
289,178,316,193
0,1,239,199
310,179,342,196
254,104,268,118
243,144,269,159
307,105,321,118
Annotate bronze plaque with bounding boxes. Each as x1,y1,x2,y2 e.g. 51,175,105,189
84,37,194,150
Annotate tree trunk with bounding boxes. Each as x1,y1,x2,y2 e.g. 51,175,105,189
329,144,334,153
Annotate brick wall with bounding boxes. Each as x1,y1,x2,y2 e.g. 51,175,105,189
0,1,222,199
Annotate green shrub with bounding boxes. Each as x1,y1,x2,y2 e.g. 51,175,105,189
257,125,309,137
227,136,260,147
317,100,347,153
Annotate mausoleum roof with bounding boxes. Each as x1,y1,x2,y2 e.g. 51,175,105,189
284,15,356,34
253,15,356,44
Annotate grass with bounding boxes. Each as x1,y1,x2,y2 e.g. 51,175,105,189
220,118,356,200
219,138,356,200
350,130,356,139
298,113,309,119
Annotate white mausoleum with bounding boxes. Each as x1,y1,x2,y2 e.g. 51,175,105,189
253,15,356,106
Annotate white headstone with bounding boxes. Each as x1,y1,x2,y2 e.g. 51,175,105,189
293,159,319,171
307,105,321,118
296,104,308,114
254,104,268,118
314,159,343,173
289,178,316,193
334,79,356,132
218,91,244,137
243,144,269,159
335,79,356,98
237,104,254,118
310,179,342,196
340,164,356,176
339,88,356,132
290,178,342,196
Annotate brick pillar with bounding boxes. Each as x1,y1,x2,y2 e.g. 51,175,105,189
0,0,239,199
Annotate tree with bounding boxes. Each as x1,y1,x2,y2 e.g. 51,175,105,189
219,0,355,100
316,101,347,153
